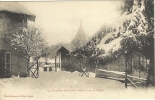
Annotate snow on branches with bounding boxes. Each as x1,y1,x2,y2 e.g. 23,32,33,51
9,26,47,60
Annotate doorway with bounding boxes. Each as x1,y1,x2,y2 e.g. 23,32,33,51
0,50,11,78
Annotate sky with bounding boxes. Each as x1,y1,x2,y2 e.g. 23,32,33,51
19,1,121,46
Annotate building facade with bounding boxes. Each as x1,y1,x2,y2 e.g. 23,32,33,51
0,2,35,77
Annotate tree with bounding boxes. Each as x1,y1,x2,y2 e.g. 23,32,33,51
118,0,154,85
116,0,134,15
71,38,87,51
110,0,153,60
41,46,50,65
8,26,46,74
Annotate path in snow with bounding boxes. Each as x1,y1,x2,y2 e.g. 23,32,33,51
0,71,154,99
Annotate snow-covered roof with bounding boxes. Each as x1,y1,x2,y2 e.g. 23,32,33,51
0,2,35,17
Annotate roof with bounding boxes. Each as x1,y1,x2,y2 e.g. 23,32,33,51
0,2,35,17
50,44,73,58
72,22,88,44
73,24,87,42
63,43,73,52
50,45,61,58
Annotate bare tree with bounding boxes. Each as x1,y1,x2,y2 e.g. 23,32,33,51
41,46,50,65
71,36,89,52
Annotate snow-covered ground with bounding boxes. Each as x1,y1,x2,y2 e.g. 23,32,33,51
0,71,154,99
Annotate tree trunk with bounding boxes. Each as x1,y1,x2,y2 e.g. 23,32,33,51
125,56,128,88
146,56,154,86
131,58,132,73
27,58,30,76
55,56,57,72
45,58,48,65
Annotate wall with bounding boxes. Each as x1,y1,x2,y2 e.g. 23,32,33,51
56,52,61,69
0,12,28,76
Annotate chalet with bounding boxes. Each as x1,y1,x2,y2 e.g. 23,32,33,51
0,2,36,77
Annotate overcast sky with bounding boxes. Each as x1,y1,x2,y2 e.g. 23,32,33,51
19,1,120,46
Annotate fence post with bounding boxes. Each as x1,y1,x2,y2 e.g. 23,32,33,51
125,56,128,88
55,56,57,72
139,53,140,78
37,60,39,78
27,59,30,77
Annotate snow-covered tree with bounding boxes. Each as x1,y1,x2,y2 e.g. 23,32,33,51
118,0,154,61
8,26,46,74
115,0,154,85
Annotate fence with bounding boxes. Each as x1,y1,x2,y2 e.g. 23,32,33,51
63,54,149,88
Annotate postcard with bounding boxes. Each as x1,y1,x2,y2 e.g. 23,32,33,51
0,1,155,99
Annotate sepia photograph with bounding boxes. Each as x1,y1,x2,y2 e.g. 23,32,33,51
0,0,155,99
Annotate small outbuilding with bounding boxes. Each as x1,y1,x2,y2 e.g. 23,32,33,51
50,45,72,71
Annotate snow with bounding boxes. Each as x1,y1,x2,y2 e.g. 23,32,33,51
47,59,55,63
96,12,140,57
96,14,135,57
0,71,154,99
97,69,125,74
100,31,115,44
42,65,53,68
97,37,122,53
38,57,46,62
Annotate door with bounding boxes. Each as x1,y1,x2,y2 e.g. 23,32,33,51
5,52,11,77
0,50,6,77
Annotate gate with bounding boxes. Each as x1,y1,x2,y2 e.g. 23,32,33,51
126,75,146,89
29,60,39,78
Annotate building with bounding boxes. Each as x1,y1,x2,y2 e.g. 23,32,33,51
49,44,72,71
49,21,88,71
0,2,36,77
71,20,88,50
